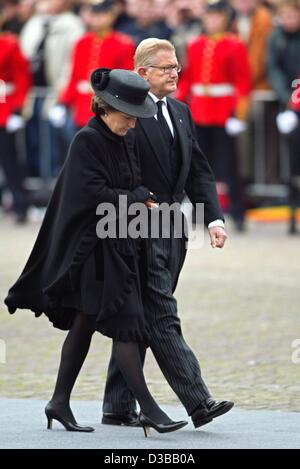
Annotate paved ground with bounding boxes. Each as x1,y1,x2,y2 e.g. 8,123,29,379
1,214,300,427
0,399,300,449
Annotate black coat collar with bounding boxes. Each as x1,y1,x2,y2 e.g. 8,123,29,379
87,117,124,144
137,116,173,188
138,98,190,192
167,98,190,194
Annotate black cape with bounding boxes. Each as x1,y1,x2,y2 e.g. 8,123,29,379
5,117,150,342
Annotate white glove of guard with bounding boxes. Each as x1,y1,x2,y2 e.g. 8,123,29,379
225,117,247,136
276,110,299,134
6,114,25,133
48,105,67,128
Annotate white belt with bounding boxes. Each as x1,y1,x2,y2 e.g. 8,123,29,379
0,82,16,100
191,83,235,97
77,80,93,94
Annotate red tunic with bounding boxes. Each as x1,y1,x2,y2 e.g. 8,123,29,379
177,34,252,126
59,31,135,127
0,33,32,128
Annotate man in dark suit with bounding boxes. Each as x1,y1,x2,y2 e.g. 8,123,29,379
102,38,234,429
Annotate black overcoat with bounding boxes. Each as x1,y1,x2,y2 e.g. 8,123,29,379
130,97,224,291
5,117,151,341
135,97,223,225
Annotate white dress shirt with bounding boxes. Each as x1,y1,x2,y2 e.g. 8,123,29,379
149,92,174,137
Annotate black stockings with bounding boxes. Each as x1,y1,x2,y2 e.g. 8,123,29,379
50,313,95,423
112,341,171,423
50,313,170,424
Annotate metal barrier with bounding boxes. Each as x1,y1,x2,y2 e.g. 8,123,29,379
248,90,290,199
20,86,65,192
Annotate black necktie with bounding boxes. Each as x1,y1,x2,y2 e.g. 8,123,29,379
156,100,173,145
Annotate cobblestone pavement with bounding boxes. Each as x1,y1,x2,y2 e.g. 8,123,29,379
1,215,300,412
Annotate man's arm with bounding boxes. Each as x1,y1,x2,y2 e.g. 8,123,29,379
184,106,224,226
183,105,227,248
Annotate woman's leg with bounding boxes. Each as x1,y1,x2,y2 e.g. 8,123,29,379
112,341,172,424
49,312,95,422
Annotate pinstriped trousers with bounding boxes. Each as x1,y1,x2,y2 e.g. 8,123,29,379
102,232,211,416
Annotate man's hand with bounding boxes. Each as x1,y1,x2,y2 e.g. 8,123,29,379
6,114,25,133
48,105,67,128
145,199,159,209
276,110,299,134
225,117,247,136
145,192,159,209
209,226,228,249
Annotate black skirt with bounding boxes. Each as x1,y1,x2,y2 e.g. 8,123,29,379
59,238,149,343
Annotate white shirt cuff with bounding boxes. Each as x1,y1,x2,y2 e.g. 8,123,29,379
208,219,225,229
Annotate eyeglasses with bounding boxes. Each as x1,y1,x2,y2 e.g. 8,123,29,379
148,64,182,74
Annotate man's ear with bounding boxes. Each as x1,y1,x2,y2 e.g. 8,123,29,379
136,67,149,81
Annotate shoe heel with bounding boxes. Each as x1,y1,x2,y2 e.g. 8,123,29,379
142,425,150,438
47,416,53,430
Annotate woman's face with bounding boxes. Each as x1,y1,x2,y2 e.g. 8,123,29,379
103,110,137,136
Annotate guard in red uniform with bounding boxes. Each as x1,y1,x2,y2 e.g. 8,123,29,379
56,0,135,129
177,0,252,230
0,28,31,223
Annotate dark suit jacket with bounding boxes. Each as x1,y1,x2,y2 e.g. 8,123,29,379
131,96,224,227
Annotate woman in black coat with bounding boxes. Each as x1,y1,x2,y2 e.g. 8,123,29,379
5,68,187,436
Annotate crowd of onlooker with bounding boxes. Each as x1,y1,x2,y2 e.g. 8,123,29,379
0,0,300,230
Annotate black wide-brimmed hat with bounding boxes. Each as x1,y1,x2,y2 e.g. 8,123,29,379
206,0,230,13
90,0,115,13
90,68,157,118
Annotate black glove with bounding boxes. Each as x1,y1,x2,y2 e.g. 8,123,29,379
132,185,153,203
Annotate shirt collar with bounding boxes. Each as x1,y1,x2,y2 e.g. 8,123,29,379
149,92,168,106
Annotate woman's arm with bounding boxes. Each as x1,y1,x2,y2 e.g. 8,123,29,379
65,132,152,211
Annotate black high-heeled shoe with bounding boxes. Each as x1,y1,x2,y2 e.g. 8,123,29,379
45,402,95,432
139,412,188,437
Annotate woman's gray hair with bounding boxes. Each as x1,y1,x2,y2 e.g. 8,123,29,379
91,95,115,117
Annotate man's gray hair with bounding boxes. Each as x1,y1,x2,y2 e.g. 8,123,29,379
134,38,176,70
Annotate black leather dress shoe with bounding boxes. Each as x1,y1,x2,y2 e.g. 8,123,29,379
190,406,213,429
206,398,234,419
16,212,28,225
102,411,141,427
191,398,234,429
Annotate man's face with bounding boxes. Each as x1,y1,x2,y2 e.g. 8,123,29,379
90,10,116,32
279,6,300,33
48,0,68,15
203,11,228,34
231,0,258,16
138,49,180,99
